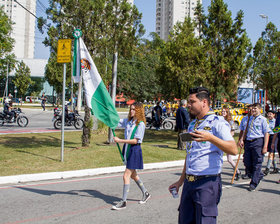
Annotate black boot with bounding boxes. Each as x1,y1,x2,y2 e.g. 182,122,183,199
263,168,270,176
270,168,279,174
235,171,241,181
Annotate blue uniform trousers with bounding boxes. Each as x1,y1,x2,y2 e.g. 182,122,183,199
178,175,222,224
244,138,264,188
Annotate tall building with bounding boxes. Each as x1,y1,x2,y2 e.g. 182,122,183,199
0,0,36,59
156,0,201,41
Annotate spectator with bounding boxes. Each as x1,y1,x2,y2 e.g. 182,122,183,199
176,99,190,150
41,93,47,111
153,102,162,130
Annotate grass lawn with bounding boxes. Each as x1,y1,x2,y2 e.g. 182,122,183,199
0,129,186,176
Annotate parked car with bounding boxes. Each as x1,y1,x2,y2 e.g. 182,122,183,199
25,96,41,103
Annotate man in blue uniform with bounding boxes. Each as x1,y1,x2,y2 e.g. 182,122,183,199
169,87,238,224
176,99,190,150
238,104,252,179
238,103,270,191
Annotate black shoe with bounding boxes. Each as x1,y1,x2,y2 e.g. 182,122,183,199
139,191,151,204
270,168,279,174
242,174,251,180
248,186,256,192
263,168,270,176
112,200,127,210
235,171,241,181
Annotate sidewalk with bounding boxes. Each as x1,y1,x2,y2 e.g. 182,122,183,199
0,155,241,185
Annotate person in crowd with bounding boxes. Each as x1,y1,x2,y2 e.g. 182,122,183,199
238,104,253,179
8,93,13,107
64,102,74,122
112,102,151,210
169,87,238,224
3,98,15,120
263,110,278,175
175,99,190,150
221,106,241,180
153,102,162,130
238,103,270,191
41,93,47,111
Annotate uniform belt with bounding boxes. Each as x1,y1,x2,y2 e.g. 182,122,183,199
245,138,261,142
186,174,220,182
136,143,141,145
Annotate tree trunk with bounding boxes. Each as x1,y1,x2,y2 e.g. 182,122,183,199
82,105,92,147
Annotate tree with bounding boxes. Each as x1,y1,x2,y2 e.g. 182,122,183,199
117,33,163,101
157,17,209,100
195,0,252,106
27,77,45,96
252,22,280,108
39,0,144,146
0,6,16,92
13,61,34,98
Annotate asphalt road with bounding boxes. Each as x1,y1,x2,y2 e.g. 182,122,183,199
0,162,279,224
0,109,128,134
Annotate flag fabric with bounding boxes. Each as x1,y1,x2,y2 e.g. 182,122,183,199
79,38,120,129
273,125,280,134
72,37,81,83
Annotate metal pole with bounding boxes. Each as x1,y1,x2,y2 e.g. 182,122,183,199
77,73,82,112
71,61,74,112
5,62,9,98
61,63,66,162
108,52,118,143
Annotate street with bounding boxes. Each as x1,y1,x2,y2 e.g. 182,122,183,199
0,109,128,134
0,162,279,224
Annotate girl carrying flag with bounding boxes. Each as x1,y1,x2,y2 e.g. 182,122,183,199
112,102,151,210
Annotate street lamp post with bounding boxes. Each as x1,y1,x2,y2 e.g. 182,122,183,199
14,87,17,105
259,14,268,113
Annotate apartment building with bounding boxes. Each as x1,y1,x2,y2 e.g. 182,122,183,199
156,0,201,41
0,0,36,59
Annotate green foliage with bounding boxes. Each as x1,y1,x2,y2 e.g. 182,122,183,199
253,22,280,107
12,61,34,97
38,0,144,87
96,121,108,135
117,33,163,101
27,77,45,96
44,52,72,94
156,0,252,103
157,18,209,100
197,0,252,105
0,6,16,77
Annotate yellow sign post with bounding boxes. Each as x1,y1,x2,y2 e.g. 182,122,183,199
57,39,72,63
57,39,72,162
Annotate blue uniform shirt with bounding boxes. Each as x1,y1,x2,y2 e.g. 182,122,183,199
239,115,249,131
118,118,145,143
268,118,275,135
185,114,234,176
243,115,270,140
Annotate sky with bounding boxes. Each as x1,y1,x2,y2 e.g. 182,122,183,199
34,0,280,59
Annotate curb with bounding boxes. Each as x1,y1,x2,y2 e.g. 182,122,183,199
0,155,242,185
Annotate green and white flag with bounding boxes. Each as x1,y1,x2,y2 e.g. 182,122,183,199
72,29,82,83
79,38,120,129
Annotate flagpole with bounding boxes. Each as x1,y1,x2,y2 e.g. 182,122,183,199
112,129,124,161
108,52,118,143
73,29,82,112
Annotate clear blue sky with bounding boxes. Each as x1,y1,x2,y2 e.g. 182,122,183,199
34,0,280,59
